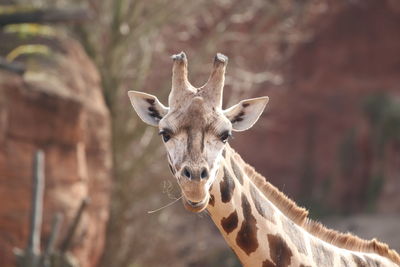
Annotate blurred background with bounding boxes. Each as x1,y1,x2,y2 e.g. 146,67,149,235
0,0,399,266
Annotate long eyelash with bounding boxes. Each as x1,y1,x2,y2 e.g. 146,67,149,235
159,128,173,135
219,131,232,138
219,131,232,144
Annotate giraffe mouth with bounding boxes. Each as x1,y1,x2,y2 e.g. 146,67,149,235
182,195,209,212
187,200,203,207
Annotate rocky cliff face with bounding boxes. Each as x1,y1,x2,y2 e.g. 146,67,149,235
0,36,111,266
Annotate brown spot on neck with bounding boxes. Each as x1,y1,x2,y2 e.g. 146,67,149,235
364,255,381,267
263,258,309,267
208,194,215,207
311,240,333,267
267,234,293,267
221,211,238,234
281,217,307,255
219,166,235,203
236,193,259,255
230,156,244,185
249,184,275,223
353,254,367,267
340,256,351,267
262,259,275,267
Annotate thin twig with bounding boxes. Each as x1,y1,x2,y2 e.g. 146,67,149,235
147,196,182,214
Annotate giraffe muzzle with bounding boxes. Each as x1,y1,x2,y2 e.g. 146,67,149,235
182,194,209,213
187,200,203,207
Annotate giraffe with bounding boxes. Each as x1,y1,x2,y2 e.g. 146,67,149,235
128,52,400,267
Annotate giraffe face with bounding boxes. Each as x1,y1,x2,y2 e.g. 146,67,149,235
128,52,269,212
158,96,230,212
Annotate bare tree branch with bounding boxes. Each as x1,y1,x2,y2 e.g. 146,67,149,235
0,8,91,26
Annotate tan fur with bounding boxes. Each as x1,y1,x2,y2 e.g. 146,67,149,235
230,147,400,265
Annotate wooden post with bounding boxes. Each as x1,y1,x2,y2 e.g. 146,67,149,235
60,198,90,254
28,150,45,255
15,150,45,267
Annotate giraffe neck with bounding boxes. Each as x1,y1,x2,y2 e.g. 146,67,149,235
206,145,398,267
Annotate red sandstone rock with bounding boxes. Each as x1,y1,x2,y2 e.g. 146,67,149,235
0,37,111,267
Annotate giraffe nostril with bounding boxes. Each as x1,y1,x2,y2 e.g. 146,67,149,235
200,168,209,179
183,167,191,179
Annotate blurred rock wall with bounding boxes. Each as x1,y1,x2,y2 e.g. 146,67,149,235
0,35,112,266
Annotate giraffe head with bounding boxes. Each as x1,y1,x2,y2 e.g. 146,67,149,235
128,52,268,212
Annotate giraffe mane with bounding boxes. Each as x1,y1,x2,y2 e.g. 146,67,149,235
231,151,400,265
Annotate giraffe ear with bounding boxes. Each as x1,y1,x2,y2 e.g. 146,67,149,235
223,96,269,131
128,91,169,126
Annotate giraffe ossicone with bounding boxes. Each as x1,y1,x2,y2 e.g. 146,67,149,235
128,52,400,267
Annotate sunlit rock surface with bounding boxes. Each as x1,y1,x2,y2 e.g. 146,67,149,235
0,36,112,267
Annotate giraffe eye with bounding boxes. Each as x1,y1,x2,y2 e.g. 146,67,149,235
159,129,172,143
219,131,232,143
